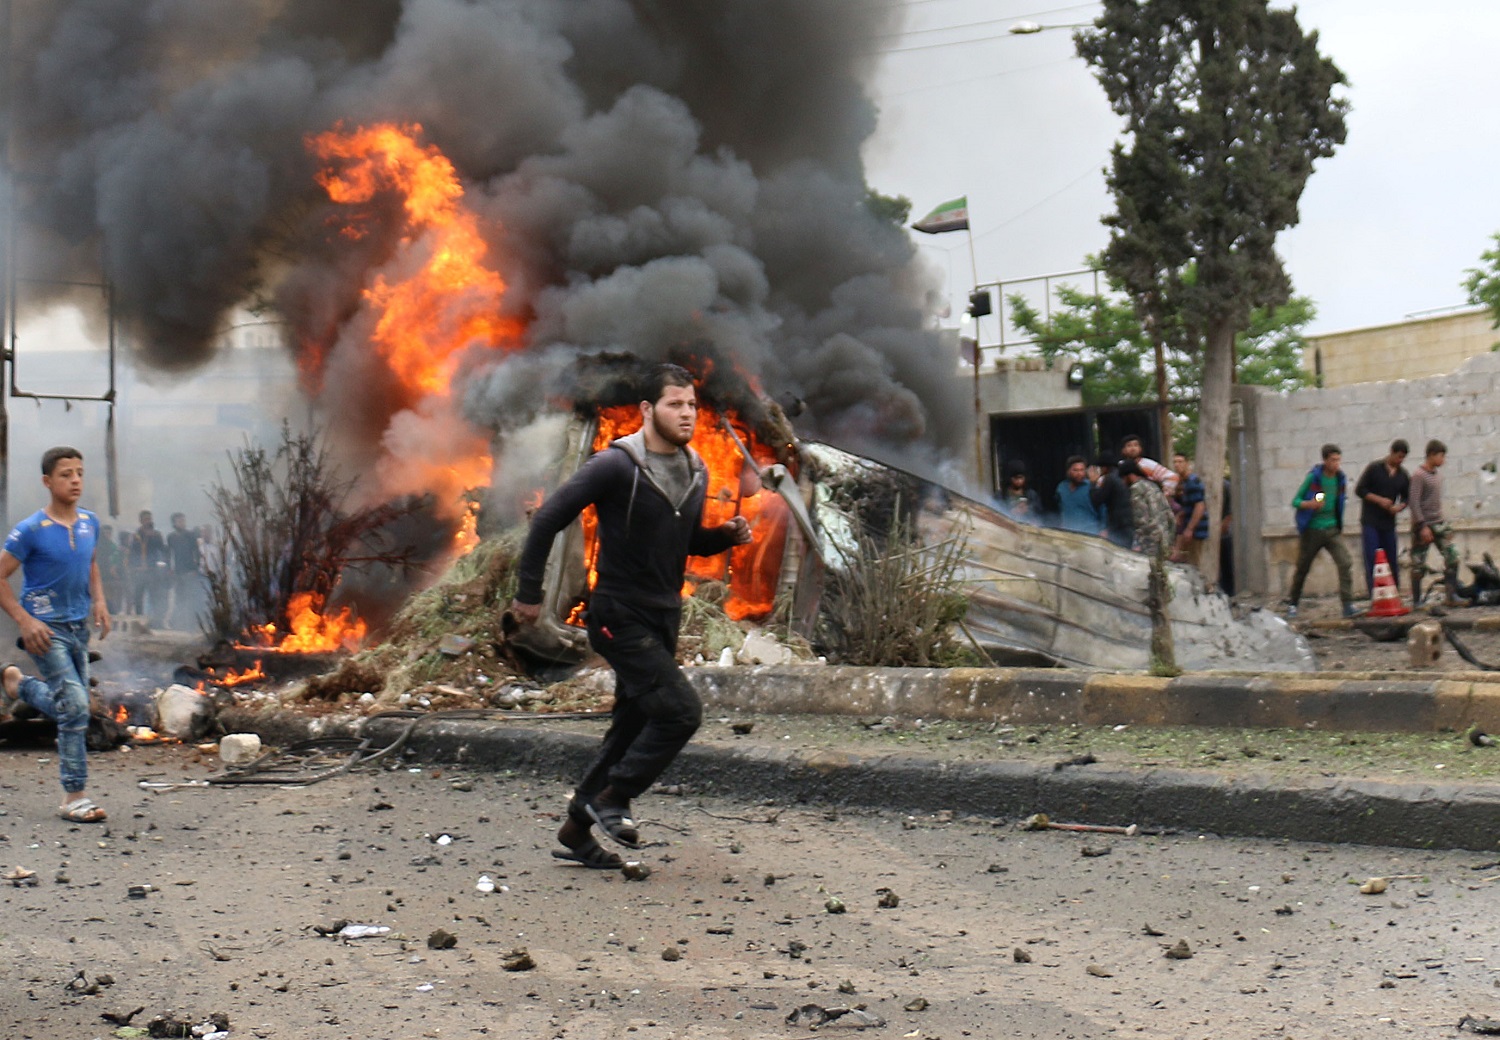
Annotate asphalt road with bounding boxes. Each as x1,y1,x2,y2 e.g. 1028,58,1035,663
2,743,1498,1040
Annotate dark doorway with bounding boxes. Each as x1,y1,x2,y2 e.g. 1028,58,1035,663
989,404,1162,514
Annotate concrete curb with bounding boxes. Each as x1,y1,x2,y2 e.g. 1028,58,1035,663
220,706,1500,852
683,666,1500,733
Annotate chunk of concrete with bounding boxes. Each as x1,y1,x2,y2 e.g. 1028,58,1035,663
219,732,263,767
1408,621,1443,668
736,630,794,666
155,684,213,740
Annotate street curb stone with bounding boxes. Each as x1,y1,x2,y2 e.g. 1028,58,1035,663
219,706,1500,852
685,666,1500,733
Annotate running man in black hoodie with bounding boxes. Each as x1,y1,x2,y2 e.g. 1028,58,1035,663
510,363,751,867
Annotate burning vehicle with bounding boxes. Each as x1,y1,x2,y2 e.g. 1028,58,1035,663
507,355,1313,673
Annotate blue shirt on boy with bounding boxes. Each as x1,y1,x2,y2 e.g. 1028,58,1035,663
3,509,99,623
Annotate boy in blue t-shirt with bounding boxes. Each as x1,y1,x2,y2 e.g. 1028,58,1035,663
0,446,112,823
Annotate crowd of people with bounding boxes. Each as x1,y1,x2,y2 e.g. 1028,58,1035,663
1283,438,1456,617
994,434,1236,594
995,432,1461,616
94,509,210,631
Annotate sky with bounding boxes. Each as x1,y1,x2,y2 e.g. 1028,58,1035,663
864,0,1500,342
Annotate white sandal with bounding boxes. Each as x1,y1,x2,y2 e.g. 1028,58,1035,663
59,798,106,823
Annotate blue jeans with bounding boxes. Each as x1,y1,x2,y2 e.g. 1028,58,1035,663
17,620,92,794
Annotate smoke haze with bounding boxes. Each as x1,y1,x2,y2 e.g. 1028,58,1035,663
9,0,969,477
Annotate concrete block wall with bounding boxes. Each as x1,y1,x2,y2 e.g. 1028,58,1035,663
1245,352,1500,598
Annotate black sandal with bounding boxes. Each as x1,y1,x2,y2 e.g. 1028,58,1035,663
551,838,625,870
580,795,641,850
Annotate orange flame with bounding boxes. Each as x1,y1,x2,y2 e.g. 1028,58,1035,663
113,704,128,724
241,592,367,654
205,660,268,688
308,123,516,556
571,402,788,622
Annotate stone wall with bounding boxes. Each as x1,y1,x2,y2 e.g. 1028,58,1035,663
1306,307,1495,388
1241,352,1500,598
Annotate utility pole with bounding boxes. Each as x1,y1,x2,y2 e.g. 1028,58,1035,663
0,0,13,529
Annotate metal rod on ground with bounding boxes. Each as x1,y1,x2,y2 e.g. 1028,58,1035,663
1023,812,1139,836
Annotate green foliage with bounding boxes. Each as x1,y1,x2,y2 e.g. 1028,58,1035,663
1463,231,1500,343
864,187,912,227
1008,273,1315,457
1077,1,1349,335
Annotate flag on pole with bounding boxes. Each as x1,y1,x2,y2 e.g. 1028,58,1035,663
911,196,969,234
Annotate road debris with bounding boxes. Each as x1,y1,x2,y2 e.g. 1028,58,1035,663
825,896,847,913
876,888,900,908
1022,813,1139,836
902,997,929,1012
621,861,652,881
1080,845,1112,858
3,865,37,885
1460,1015,1500,1035
786,1004,886,1028
1468,726,1497,748
1086,964,1114,977
337,924,390,939
661,947,681,961
143,1011,230,1038
426,929,457,950
1013,947,1032,963
501,947,534,971
1164,939,1194,959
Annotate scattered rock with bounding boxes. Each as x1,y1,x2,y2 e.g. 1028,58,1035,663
218,733,262,767
661,947,681,962
1013,947,1032,963
787,1004,885,1028
1142,924,1165,936
621,861,652,881
426,929,457,950
1080,845,1112,858
438,634,475,657
1086,963,1114,977
730,721,754,735
787,939,808,959
824,896,846,914
1274,904,1295,916
99,1005,145,1026
838,979,857,994
903,997,929,1012
1360,877,1389,895
737,630,794,666
1165,939,1194,960
876,888,900,908
501,947,535,972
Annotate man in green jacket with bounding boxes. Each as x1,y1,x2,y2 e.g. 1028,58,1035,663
1285,443,1357,619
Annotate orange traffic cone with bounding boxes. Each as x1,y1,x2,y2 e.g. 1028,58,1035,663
1366,548,1409,617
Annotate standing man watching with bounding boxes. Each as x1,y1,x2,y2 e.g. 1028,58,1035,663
1409,439,1459,607
1170,452,1208,567
1091,455,1133,548
1056,456,1104,535
1353,440,1409,597
510,364,752,867
1285,443,1357,619
0,447,111,823
166,513,202,630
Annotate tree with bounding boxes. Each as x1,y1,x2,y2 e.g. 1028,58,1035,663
1077,1,1347,586
1009,276,1314,458
1462,231,1500,346
864,187,912,227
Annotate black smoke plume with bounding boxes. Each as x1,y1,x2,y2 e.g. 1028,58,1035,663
8,0,968,470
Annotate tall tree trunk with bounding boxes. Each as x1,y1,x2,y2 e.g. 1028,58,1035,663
1196,317,1237,588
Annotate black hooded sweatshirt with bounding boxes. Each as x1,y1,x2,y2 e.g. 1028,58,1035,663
515,430,735,611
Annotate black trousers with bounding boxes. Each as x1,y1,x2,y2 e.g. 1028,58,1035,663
578,594,703,802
